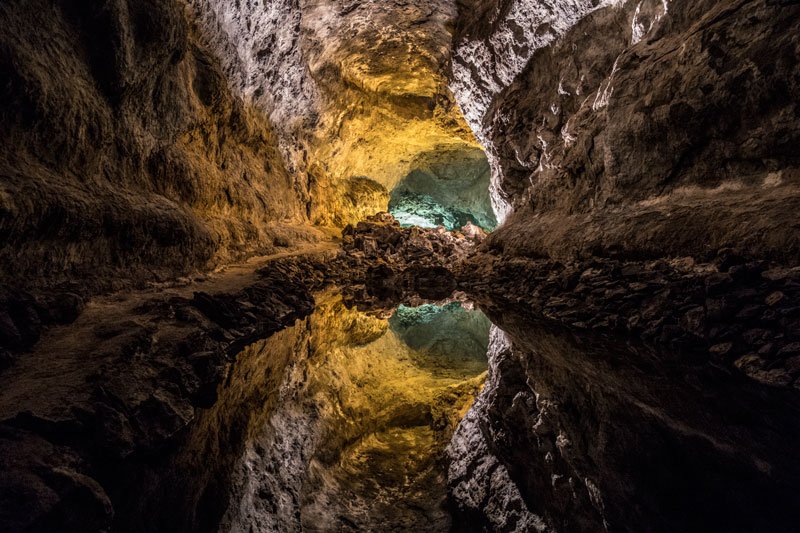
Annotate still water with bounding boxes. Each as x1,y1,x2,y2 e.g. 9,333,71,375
200,290,491,531
121,288,800,532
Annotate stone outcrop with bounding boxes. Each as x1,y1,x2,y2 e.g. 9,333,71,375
337,212,486,304
190,0,483,228
452,0,800,261
460,248,800,388
0,0,316,294
446,0,800,387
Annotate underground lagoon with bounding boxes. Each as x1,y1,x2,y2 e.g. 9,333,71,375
2,0,800,532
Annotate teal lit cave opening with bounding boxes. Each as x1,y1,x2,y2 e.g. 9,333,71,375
388,146,497,231
388,301,491,376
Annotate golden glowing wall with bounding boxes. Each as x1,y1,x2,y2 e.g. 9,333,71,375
299,0,484,227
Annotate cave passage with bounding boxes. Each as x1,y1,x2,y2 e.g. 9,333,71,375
2,0,799,531
388,146,497,231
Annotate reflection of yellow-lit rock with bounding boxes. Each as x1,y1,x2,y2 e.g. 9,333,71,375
196,289,488,530
299,291,487,530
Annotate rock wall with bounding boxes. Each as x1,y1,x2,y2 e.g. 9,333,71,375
191,0,483,228
451,0,800,261
0,0,315,292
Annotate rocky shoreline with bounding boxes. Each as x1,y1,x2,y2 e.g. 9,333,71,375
458,249,800,388
0,251,332,531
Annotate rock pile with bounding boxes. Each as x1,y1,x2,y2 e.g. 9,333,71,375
335,212,484,303
341,212,485,265
461,249,800,388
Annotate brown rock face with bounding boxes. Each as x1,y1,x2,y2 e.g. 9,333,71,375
453,0,800,262
190,0,484,229
0,0,311,293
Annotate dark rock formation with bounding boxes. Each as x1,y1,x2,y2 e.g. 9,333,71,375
459,249,800,388
448,317,800,532
0,254,328,531
336,212,485,304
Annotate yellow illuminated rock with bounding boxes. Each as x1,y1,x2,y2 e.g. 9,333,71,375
179,289,489,530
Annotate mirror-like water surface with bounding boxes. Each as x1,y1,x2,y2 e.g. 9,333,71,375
116,288,800,533
199,290,490,531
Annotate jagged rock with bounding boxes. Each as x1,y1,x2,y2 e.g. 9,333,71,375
454,0,800,262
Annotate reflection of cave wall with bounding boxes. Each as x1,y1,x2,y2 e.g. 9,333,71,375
389,147,497,230
127,291,489,532
449,313,800,532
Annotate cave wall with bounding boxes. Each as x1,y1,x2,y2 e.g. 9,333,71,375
451,0,800,262
191,0,483,228
0,0,316,291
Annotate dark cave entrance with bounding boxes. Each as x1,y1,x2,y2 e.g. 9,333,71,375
388,146,497,231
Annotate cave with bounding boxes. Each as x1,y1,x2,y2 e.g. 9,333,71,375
2,1,800,532
388,146,497,231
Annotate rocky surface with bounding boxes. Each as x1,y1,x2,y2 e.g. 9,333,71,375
0,288,85,361
452,0,800,261
336,212,486,304
389,146,497,230
460,248,800,388
0,247,335,531
0,0,320,294
2,0,800,531
190,0,485,228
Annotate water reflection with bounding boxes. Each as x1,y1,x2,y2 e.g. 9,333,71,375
451,303,800,533
217,290,489,531
116,289,800,533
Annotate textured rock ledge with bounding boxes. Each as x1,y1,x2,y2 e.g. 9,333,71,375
459,248,800,388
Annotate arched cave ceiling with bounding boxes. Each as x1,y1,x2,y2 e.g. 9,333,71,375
190,0,483,227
